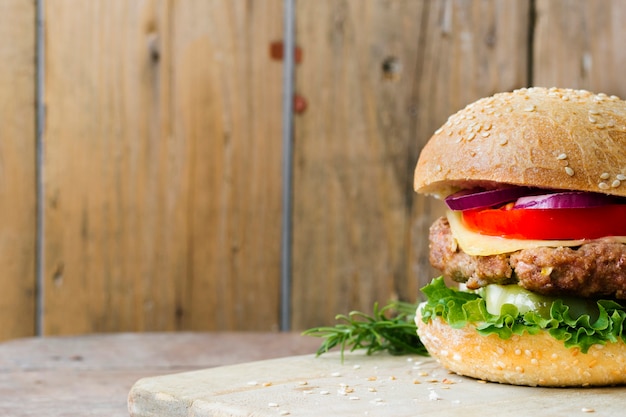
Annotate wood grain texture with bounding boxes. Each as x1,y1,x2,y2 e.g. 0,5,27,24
0,332,320,417
171,0,284,331
44,0,180,335
44,0,283,335
0,0,36,341
533,0,626,97
292,0,529,329
14,0,626,338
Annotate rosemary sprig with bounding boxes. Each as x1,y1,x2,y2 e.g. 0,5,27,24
302,300,429,360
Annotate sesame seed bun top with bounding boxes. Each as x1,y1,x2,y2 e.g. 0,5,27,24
414,87,626,198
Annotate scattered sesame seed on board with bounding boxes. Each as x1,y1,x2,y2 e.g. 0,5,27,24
565,167,575,176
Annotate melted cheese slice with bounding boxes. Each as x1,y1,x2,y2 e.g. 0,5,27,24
446,210,626,256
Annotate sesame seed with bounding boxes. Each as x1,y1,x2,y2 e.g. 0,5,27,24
588,109,600,115
467,132,476,141
588,116,597,123
617,174,626,181
557,153,567,160
565,167,575,176
499,139,508,146
523,105,536,112
600,172,610,179
481,131,490,138
428,390,442,401
599,182,610,190
612,180,621,188
581,408,595,413
435,127,443,134
268,402,279,407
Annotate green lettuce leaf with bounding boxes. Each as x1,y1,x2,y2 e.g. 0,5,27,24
420,277,626,353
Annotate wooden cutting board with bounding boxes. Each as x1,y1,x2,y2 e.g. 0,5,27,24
129,352,625,416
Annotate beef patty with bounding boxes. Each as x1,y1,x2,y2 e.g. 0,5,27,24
430,216,626,299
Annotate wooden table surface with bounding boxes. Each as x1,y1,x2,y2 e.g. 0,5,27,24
0,332,321,417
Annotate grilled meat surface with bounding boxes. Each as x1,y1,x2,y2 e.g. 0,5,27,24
430,216,626,299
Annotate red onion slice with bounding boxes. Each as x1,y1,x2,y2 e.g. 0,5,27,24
444,186,543,211
513,191,621,209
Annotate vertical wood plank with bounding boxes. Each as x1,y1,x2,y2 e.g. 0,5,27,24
44,0,283,334
533,0,626,96
0,0,37,341
45,0,180,334
292,0,529,329
172,0,284,331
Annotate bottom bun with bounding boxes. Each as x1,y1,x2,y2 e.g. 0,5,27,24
416,311,626,387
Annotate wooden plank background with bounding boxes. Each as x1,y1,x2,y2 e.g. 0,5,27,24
2,0,626,340
0,0,36,341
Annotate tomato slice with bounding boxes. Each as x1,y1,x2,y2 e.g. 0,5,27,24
462,205,626,240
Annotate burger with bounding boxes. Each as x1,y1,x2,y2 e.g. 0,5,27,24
413,87,626,386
